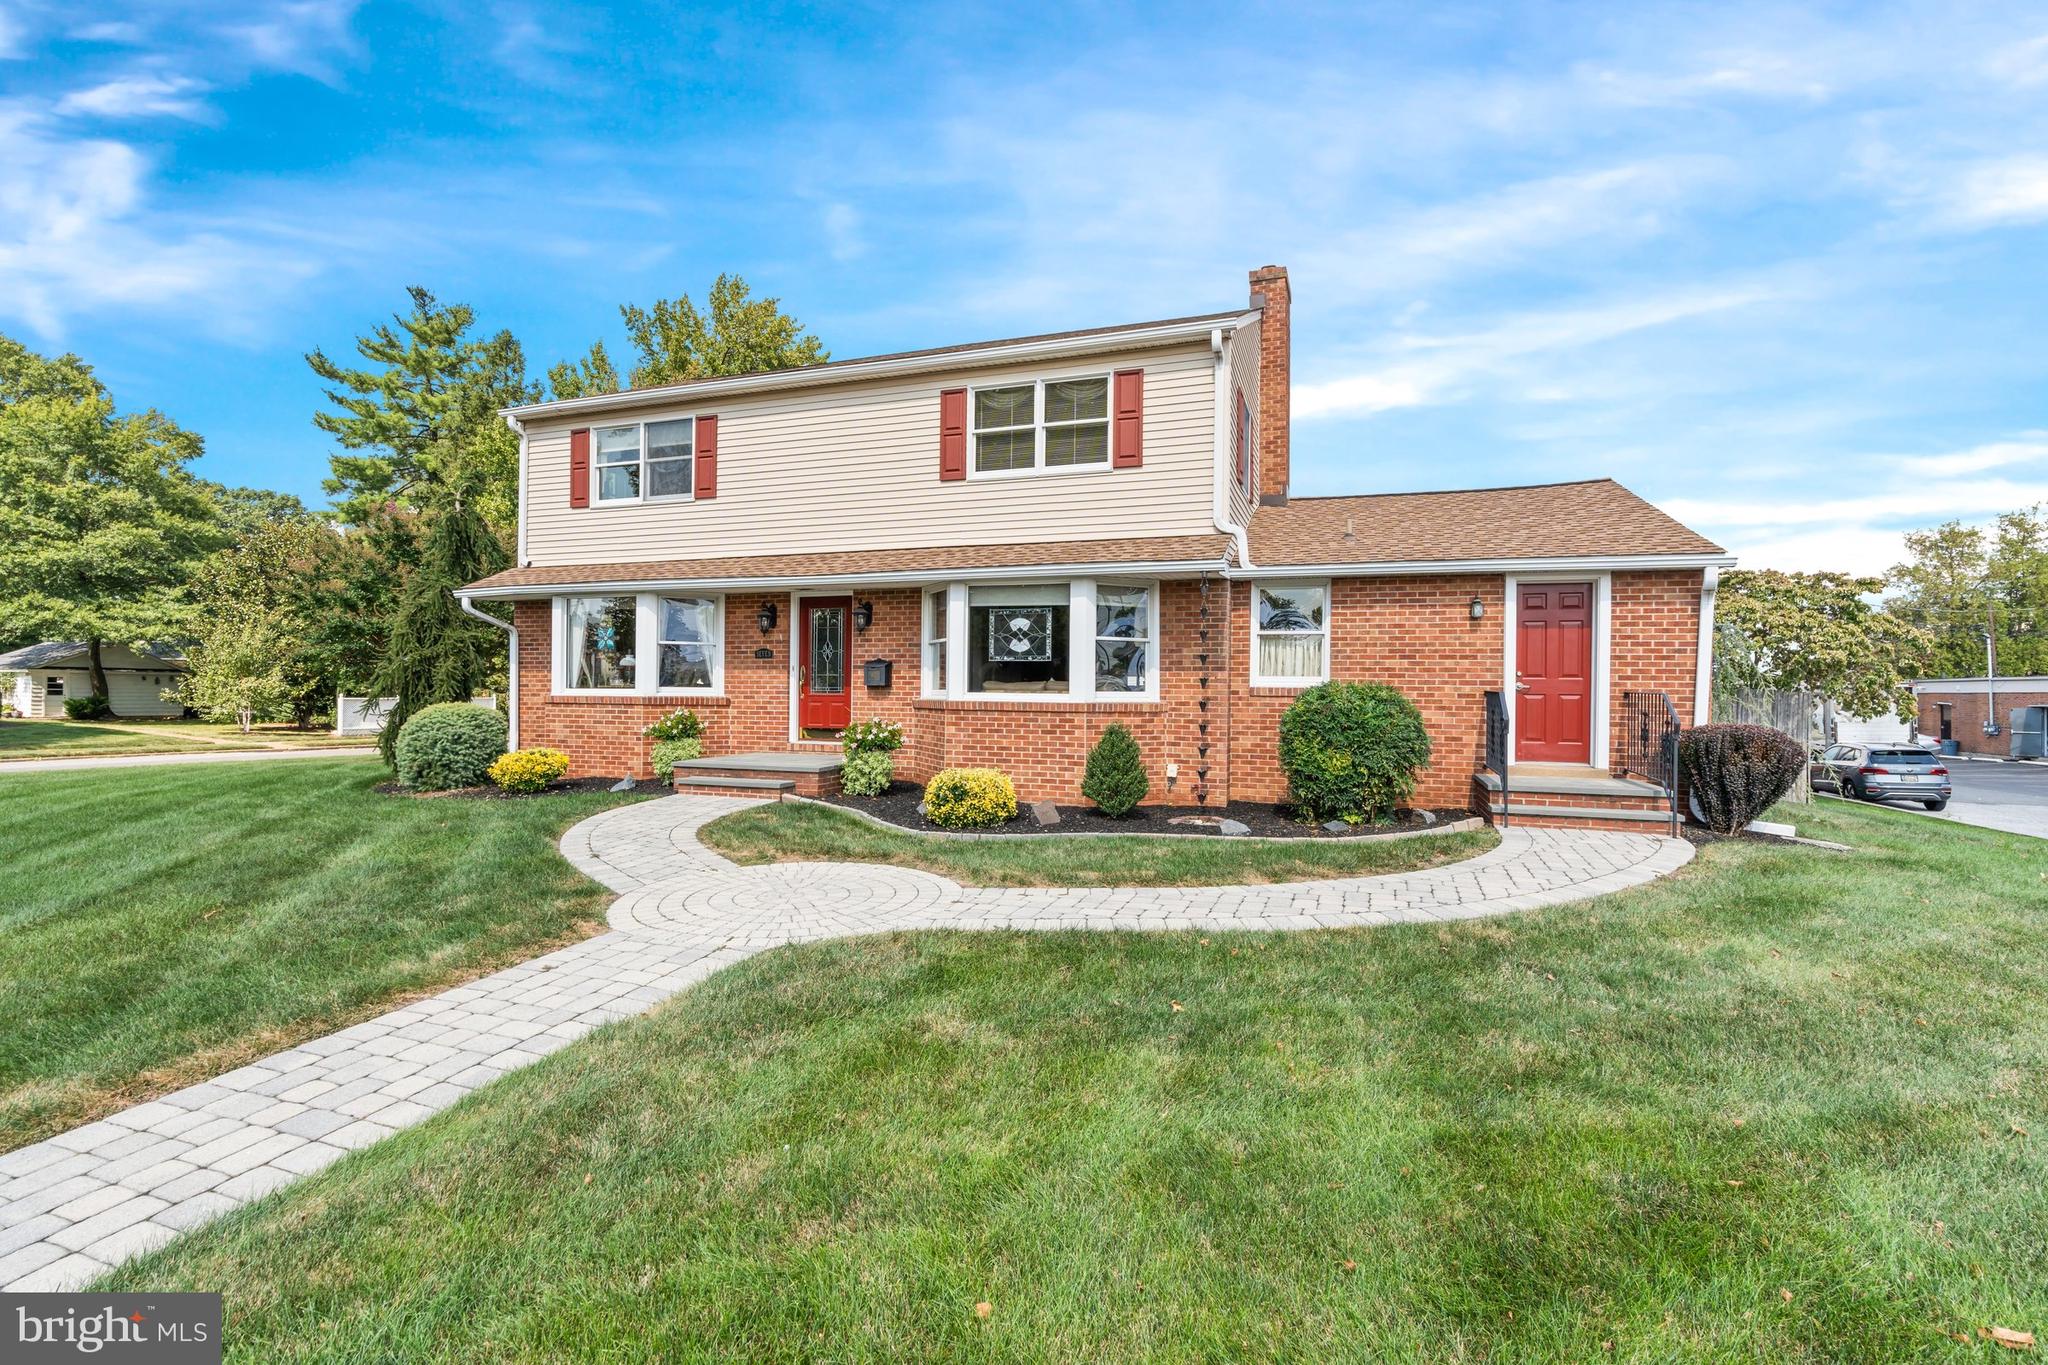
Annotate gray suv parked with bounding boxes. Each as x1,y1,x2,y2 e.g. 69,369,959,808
1810,743,1952,811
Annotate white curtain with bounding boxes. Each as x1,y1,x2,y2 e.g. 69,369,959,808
1258,633,1324,679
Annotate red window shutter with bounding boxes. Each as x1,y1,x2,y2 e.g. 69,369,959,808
939,388,967,481
568,428,590,507
1113,369,1143,468
694,414,718,499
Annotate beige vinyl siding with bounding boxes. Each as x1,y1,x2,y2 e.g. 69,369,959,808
1226,317,1260,530
523,340,1221,568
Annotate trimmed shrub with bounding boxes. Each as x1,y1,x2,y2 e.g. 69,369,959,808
842,749,894,797
642,708,702,743
488,747,570,794
1681,723,1804,834
923,767,1018,829
1277,681,1432,824
651,737,703,782
63,694,112,721
394,701,508,791
841,718,904,756
1081,723,1149,817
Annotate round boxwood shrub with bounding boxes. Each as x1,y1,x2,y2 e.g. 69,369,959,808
1680,723,1804,834
1081,723,1149,817
651,736,703,783
487,747,570,794
1277,681,1432,824
841,749,894,797
394,701,508,791
923,767,1018,829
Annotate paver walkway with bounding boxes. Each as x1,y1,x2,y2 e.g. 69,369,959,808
0,795,1693,1291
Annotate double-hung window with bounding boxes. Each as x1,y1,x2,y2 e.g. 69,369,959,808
1094,584,1151,693
656,596,718,689
559,593,723,695
594,418,695,504
1252,582,1329,686
970,376,1110,475
922,588,948,694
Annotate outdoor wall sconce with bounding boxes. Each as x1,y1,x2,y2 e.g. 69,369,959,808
757,602,778,634
853,599,874,633
1469,597,1486,620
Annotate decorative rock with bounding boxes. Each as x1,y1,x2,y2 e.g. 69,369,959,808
1030,800,1061,827
1414,809,1438,826
1167,814,1225,828
1323,820,1352,834
610,778,637,792
1218,819,1252,836
916,801,928,817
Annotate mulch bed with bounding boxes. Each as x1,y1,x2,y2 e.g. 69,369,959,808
374,777,670,801
816,782,1474,839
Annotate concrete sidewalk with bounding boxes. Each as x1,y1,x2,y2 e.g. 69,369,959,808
0,748,376,774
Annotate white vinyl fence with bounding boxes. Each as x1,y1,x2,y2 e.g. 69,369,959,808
335,695,497,736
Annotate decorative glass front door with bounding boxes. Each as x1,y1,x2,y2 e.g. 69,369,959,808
798,598,852,730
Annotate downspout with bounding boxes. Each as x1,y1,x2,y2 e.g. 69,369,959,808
457,594,519,750
1693,565,1720,725
1210,327,1252,567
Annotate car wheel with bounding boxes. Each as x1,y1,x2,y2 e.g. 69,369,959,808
1924,799,1948,811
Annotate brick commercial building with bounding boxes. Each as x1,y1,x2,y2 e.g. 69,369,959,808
461,265,1732,827
1912,678,2048,757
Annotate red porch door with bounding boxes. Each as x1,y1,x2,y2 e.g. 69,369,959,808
1515,582,1593,763
798,597,852,731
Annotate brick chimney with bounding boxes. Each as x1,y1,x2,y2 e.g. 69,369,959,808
1248,264,1290,505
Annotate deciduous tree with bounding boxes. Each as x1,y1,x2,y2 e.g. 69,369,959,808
1715,569,1930,720
619,274,827,388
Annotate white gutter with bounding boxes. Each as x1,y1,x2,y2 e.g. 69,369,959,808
457,557,1236,600
502,315,1238,422
1209,325,1251,565
456,595,519,749
1228,552,1736,578
1694,564,1720,723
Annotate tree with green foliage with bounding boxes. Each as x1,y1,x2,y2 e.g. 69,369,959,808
179,512,335,727
0,335,223,704
618,274,828,388
545,340,621,400
1082,724,1149,817
1715,569,1931,720
1884,522,1992,676
308,286,534,535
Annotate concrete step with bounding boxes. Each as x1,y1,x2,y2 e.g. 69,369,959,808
674,775,796,795
1488,801,1672,825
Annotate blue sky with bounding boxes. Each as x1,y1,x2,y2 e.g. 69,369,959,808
4,0,2046,574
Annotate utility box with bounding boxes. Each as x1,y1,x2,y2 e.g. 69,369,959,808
2011,706,2047,760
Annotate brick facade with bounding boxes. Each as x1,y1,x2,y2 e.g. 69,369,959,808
512,570,1706,811
1248,265,1290,505
1914,684,2048,755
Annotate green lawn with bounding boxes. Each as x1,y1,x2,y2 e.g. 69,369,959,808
0,759,643,1150
700,799,1497,886
108,800,2047,1361
0,718,370,761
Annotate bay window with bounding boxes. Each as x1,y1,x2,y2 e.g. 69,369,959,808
594,417,695,504
1094,584,1150,693
566,595,637,689
1252,582,1329,686
968,584,1071,694
657,596,718,689
557,593,723,695
922,580,1155,701
922,588,948,695
970,375,1110,476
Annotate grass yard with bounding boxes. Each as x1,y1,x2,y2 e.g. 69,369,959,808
0,758,644,1151
700,798,1497,886
110,799,2047,1361
0,718,369,761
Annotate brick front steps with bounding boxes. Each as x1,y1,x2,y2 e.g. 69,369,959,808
1475,767,1679,832
672,751,844,800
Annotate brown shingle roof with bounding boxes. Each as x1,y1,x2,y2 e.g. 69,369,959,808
1248,479,1725,566
462,534,1237,593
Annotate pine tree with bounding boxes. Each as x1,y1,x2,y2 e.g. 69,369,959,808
1082,724,1150,817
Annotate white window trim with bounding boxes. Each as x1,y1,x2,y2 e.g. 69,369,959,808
591,416,697,506
964,369,1116,481
1249,579,1332,688
1502,572,1610,770
552,591,724,697
923,577,1160,703
920,587,949,699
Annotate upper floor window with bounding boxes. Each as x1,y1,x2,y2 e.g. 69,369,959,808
971,376,1109,476
594,418,695,504
1252,582,1329,687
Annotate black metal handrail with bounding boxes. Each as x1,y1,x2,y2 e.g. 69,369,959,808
1619,690,1682,835
1483,689,1510,827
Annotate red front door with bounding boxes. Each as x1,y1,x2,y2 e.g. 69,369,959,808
798,597,852,731
1515,582,1592,763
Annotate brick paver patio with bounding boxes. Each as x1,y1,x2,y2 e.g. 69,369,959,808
0,795,1692,1290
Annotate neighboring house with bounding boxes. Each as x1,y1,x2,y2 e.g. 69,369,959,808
0,641,188,718
1912,677,2048,757
458,266,1733,827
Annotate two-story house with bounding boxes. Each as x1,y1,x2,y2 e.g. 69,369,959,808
458,266,1732,827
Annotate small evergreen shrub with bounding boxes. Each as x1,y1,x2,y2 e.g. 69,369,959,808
642,708,703,743
923,767,1018,828
487,747,570,794
394,702,508,791
63,694,112,721
841,749,894,797
1681,723,1804,833
1081,723,1149,817
651,737,703,782
841,717,904,756
1277,681,1432,824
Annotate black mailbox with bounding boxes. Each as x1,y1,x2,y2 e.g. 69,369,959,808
862,658,892,688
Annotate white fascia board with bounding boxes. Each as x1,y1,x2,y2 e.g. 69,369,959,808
1230,552,1736,578
500,316,1236,422
455,557,1233,600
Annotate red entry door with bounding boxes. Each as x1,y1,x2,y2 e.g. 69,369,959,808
798,597,852,731
1515,582,1593,763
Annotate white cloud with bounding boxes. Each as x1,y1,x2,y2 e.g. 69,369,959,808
821,202,863,263
1577,50,1836,106
1888,434,2048,477
0,4,24,59
56,73,210,121
1938,154,2048,227
70,20,147,45
1987,32,2048,88
219,0,361,84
